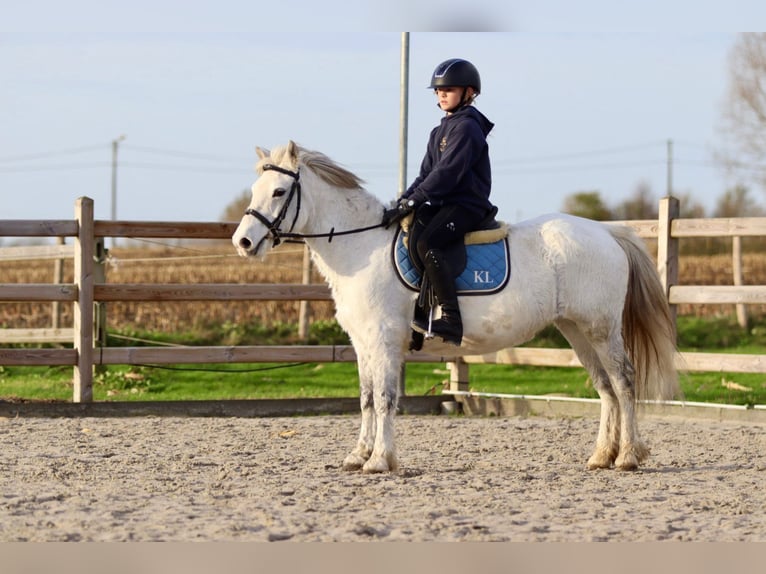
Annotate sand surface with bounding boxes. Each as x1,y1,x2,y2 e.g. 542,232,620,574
1,413,764,541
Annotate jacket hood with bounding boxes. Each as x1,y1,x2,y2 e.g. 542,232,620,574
454,105,494,137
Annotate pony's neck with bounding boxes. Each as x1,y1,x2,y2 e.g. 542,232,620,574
297,170,387,284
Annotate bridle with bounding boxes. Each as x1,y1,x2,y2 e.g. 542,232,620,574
243,163,386,251
244,164,302,251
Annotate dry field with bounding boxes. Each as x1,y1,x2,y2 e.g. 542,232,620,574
1,244,334,333
2,242,766,333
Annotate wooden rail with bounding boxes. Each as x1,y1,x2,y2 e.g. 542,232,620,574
93,284,333,301
2,195,766,403
0,243,73,261
0,284,78,301
670,286,766,305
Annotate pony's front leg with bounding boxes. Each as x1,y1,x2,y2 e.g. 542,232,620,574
342,370,375,471
362,363,401,474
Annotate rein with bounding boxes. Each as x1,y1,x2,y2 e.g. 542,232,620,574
244,163,386,248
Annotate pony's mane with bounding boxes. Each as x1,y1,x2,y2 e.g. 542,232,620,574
259,144,365,190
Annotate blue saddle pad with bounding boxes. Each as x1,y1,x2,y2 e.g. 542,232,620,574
392,229,510,295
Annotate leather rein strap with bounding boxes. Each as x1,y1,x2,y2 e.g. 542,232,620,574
243,163,385,249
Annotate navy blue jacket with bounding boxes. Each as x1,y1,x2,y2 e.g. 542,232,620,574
403,105,495,217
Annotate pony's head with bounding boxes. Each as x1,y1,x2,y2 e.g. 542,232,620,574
232,140,365,257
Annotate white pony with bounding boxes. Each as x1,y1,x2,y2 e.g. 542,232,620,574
233,141,679,473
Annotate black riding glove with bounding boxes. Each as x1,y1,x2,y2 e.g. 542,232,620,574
382,197,418,229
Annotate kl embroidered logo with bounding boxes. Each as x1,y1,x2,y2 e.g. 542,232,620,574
439,137,447,152
446,221,455,231
474,270,491,284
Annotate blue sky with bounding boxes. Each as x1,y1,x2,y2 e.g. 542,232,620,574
2,2,765,229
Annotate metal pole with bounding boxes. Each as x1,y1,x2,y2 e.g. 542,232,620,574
111,135,125,247
398,33,410,397
398,32,410,198
666,138,673,197
298,244,313,340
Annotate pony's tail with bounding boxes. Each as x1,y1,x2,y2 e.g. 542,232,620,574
610,226,680,402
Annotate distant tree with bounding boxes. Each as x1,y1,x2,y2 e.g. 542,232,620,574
220,189,251,222
675,192,707,218
713,184,765,217
561,191,613,220
613,181,658,220
717,33,766,192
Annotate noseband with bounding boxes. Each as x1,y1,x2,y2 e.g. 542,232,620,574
244,163,302,250
243,163,386,250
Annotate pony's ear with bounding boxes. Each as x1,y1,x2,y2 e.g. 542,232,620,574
287,140,299,162
255,146,269,160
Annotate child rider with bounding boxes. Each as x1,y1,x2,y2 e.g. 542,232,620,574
382,58,496,346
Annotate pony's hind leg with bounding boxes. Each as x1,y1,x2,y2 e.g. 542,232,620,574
575,357,622,470
595,334,650,470
556,320,620,469
610,355,650,470
588,375,620,469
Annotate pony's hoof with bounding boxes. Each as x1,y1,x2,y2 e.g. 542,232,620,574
362,462,388,474
635,442,651,463
615,442,650,470
342,453,367,471
615,456,639,471
587,449,616,470
362,454,398,474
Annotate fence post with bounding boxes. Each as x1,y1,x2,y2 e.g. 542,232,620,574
73,197,95,402
298,244,313,340
94,237,108,373
657,196,679,329
732,235,748,328
448,358,469,393
51,236,65,330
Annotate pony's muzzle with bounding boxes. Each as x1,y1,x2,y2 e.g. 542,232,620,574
234,234,258,257
238,236,253,251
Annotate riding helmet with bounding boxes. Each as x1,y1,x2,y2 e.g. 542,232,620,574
428,58,481,93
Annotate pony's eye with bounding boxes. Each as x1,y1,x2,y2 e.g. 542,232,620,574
273,188,287,198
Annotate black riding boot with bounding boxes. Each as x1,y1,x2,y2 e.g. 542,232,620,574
411,249,463,346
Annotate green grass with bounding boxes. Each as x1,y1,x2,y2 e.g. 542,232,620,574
2,362,764,407
1,315,765,405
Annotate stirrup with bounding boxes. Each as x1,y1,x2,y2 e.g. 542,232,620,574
410,306,435,339
411,307,462,346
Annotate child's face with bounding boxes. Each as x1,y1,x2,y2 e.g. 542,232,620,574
435,87,463,112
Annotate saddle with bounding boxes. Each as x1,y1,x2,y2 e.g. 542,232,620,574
391,208,511,350
393,208,511,294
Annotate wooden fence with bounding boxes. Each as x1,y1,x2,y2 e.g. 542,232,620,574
0,237,73,344
2,196,766,403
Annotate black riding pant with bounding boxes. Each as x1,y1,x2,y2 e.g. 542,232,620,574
412,204,487,265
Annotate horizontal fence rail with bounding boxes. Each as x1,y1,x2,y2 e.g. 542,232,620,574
94,283,334,302
670,285,766,305
2,195,766,403
94,220,237,239
0,243,74,261
671,217,766,237
0,284,78,301
0,220,78,237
